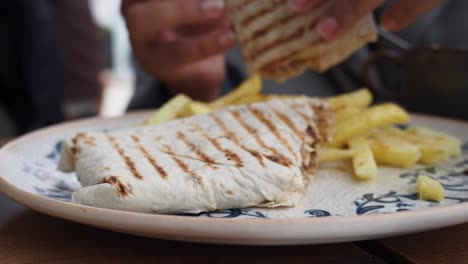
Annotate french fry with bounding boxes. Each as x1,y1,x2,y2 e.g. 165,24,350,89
177,101,213,118
382,127,450,164
327,89,373,111
210,74,262,109
318,147,354,162
349,137,378,180
330,103,410,148
366,133,421,168
335,107,363,125
417,175,445,202
406,126,462,158
142,94,191,125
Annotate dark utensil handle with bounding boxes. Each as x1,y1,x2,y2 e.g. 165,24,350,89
362,50,403,100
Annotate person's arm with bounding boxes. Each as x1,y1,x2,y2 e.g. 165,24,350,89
289,0,445,40
121,0,236,102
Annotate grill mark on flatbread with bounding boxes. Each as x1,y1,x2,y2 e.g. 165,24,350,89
72,133,97,148
240,12,296,45
212,115,266,168
159,142,202,181
106,135,143,180
314,102,334,143
212,116,240,145
224,150,244,167
306,125,320,146
290,104,311,124
130,135,168,179
244,19,318,64
171,155,202,183
246,105,297,160
83,140,96,147
230,109,293,167
307,102,330,143
172,156,190,174
240,1,284,28
131,135,140,143
244,27,306,63
255,48,303,73
302,125,320,175
267,105,303,140
71,146,79,155
230,110,261,144
101,176,132,197
194,123,244,167
177,131,219,169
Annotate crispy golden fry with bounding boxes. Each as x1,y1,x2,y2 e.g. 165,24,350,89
318,147,354,162
335,107,363,125
382,127,449,164
327,89,373,111
330,103,410,148
417,175,445,202
142,94,191,125
210,74,262,109
178,101,212,118
406,126,462,158
349,137,378,180
366,133,421,168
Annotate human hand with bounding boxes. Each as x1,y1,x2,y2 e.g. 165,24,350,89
122,0,235,101
288,0,445,40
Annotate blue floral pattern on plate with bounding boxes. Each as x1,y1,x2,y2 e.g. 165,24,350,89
21,135,468,219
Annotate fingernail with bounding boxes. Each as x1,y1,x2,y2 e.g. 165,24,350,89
317,17,339,40
201,0,224,15
218,30,235,47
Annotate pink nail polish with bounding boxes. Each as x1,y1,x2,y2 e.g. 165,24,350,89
317,17,339,40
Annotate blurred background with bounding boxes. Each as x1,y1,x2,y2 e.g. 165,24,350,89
0,0,134,137
0,0,467,138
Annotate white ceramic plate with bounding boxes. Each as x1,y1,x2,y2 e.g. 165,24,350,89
0,111,467,245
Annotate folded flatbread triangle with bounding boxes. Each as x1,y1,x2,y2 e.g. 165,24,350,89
226,0,378,81
59,97,332,214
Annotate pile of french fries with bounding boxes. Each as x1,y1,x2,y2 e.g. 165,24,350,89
142,74,265,126
322,89,461,182
143,75,462,185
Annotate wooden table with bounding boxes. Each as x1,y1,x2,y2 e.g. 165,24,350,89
1,140,467,264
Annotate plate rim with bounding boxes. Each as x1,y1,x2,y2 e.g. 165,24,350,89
0,111,467,245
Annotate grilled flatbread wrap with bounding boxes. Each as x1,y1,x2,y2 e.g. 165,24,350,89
226,0,377,81
59,97,332,214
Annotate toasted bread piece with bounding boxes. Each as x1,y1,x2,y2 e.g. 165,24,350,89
226,0,377,82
